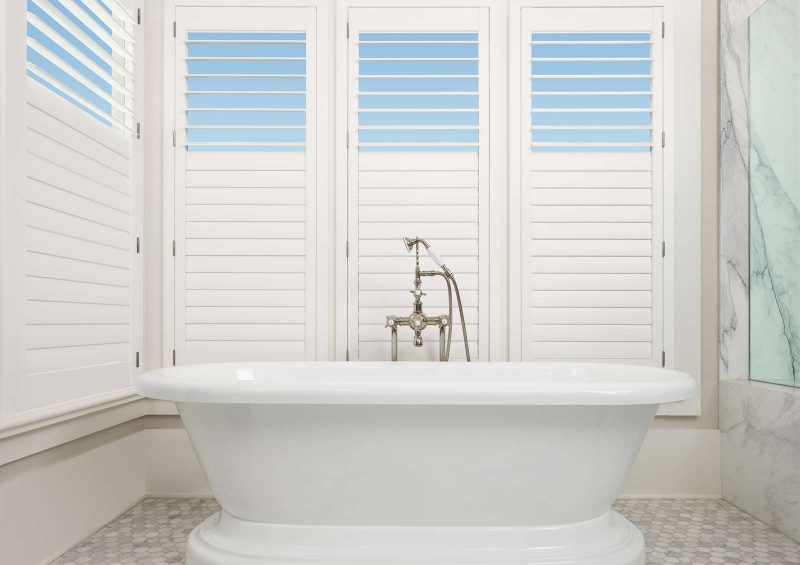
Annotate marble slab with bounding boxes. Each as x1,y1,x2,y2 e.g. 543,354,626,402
719,0,767,381
721,379,800,542
747,0,800,386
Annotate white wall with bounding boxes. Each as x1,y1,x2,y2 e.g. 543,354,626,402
0,427,146,565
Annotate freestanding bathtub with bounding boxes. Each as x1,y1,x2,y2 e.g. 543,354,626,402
136,362,694,565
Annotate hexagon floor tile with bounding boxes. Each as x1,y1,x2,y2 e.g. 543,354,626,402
51,498,800,564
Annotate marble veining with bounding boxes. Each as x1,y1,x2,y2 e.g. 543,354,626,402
721,379,800,542
719,0,766,381
747,0,800,386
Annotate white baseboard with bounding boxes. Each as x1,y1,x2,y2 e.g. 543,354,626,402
0,433,146,565
623,428,721,498
143,426,722,499
145,428,211,497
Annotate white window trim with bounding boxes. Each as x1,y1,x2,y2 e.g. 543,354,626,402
161,0,332,365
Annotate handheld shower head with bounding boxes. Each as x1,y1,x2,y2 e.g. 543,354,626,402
403,237,445,269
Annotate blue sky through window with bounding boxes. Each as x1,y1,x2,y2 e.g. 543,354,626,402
186,32,307,151
530,32,653,153
26,0,118,125
357,32,479,152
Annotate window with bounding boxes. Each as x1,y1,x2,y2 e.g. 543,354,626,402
20,0,140,409
169,6,323,364
511,6,666,366
345,7,489,361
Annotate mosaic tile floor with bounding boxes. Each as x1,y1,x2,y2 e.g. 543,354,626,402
52,498,800,564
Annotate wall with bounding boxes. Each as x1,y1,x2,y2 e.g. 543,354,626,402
0,424,146,565
719,0,800,544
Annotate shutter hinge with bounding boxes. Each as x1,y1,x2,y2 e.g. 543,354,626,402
662,131,666,148
172,240,176,256
136,236,141,253
172,130,176,147
136,122,141,139
172,350,176,366
662,240,666,258
346,349,350,361
135,351,140,368
137,8,141,25
662,351,666,367
346,240,349,258
346,131,350,148
173,21,176,38
346,22,350,38
662,21,665,38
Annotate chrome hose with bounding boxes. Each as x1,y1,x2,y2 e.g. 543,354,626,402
448,272,470,362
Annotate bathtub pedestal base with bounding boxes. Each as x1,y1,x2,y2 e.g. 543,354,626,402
186,510,645,565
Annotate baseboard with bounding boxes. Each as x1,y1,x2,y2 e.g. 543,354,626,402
622,428,721,498
34,495,147,565
617,494,721,500
0,433,146,565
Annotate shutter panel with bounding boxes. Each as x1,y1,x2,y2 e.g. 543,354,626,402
347,8,489,361
173,7,318,364
21,0,138,409
515,7,664,365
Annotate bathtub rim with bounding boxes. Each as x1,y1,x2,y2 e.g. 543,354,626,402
136,361,695,406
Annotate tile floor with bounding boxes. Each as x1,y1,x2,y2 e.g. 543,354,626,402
52,498,800,564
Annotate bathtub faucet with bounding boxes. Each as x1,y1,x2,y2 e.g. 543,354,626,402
384,237,471,362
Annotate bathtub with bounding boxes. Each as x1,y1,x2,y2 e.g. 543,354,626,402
136,362,694,565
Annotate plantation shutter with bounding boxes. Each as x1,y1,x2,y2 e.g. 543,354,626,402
514,7,664,365
21,0,140,409
172,7,319,364
346,7,489,361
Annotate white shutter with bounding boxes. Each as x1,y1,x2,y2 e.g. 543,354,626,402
512,7,664,365
21,0,139,409
346,7,489,361
172,7,320,364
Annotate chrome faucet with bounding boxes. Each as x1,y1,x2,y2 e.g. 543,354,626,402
385,237,471,362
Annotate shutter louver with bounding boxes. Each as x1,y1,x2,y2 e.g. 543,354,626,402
347,8,488,361
173,7,318,364
26,0,137,135
515,7,664,366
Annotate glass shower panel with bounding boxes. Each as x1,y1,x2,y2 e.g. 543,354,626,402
749,0,800,386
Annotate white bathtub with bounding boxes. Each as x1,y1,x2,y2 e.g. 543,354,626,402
137,362,694,565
